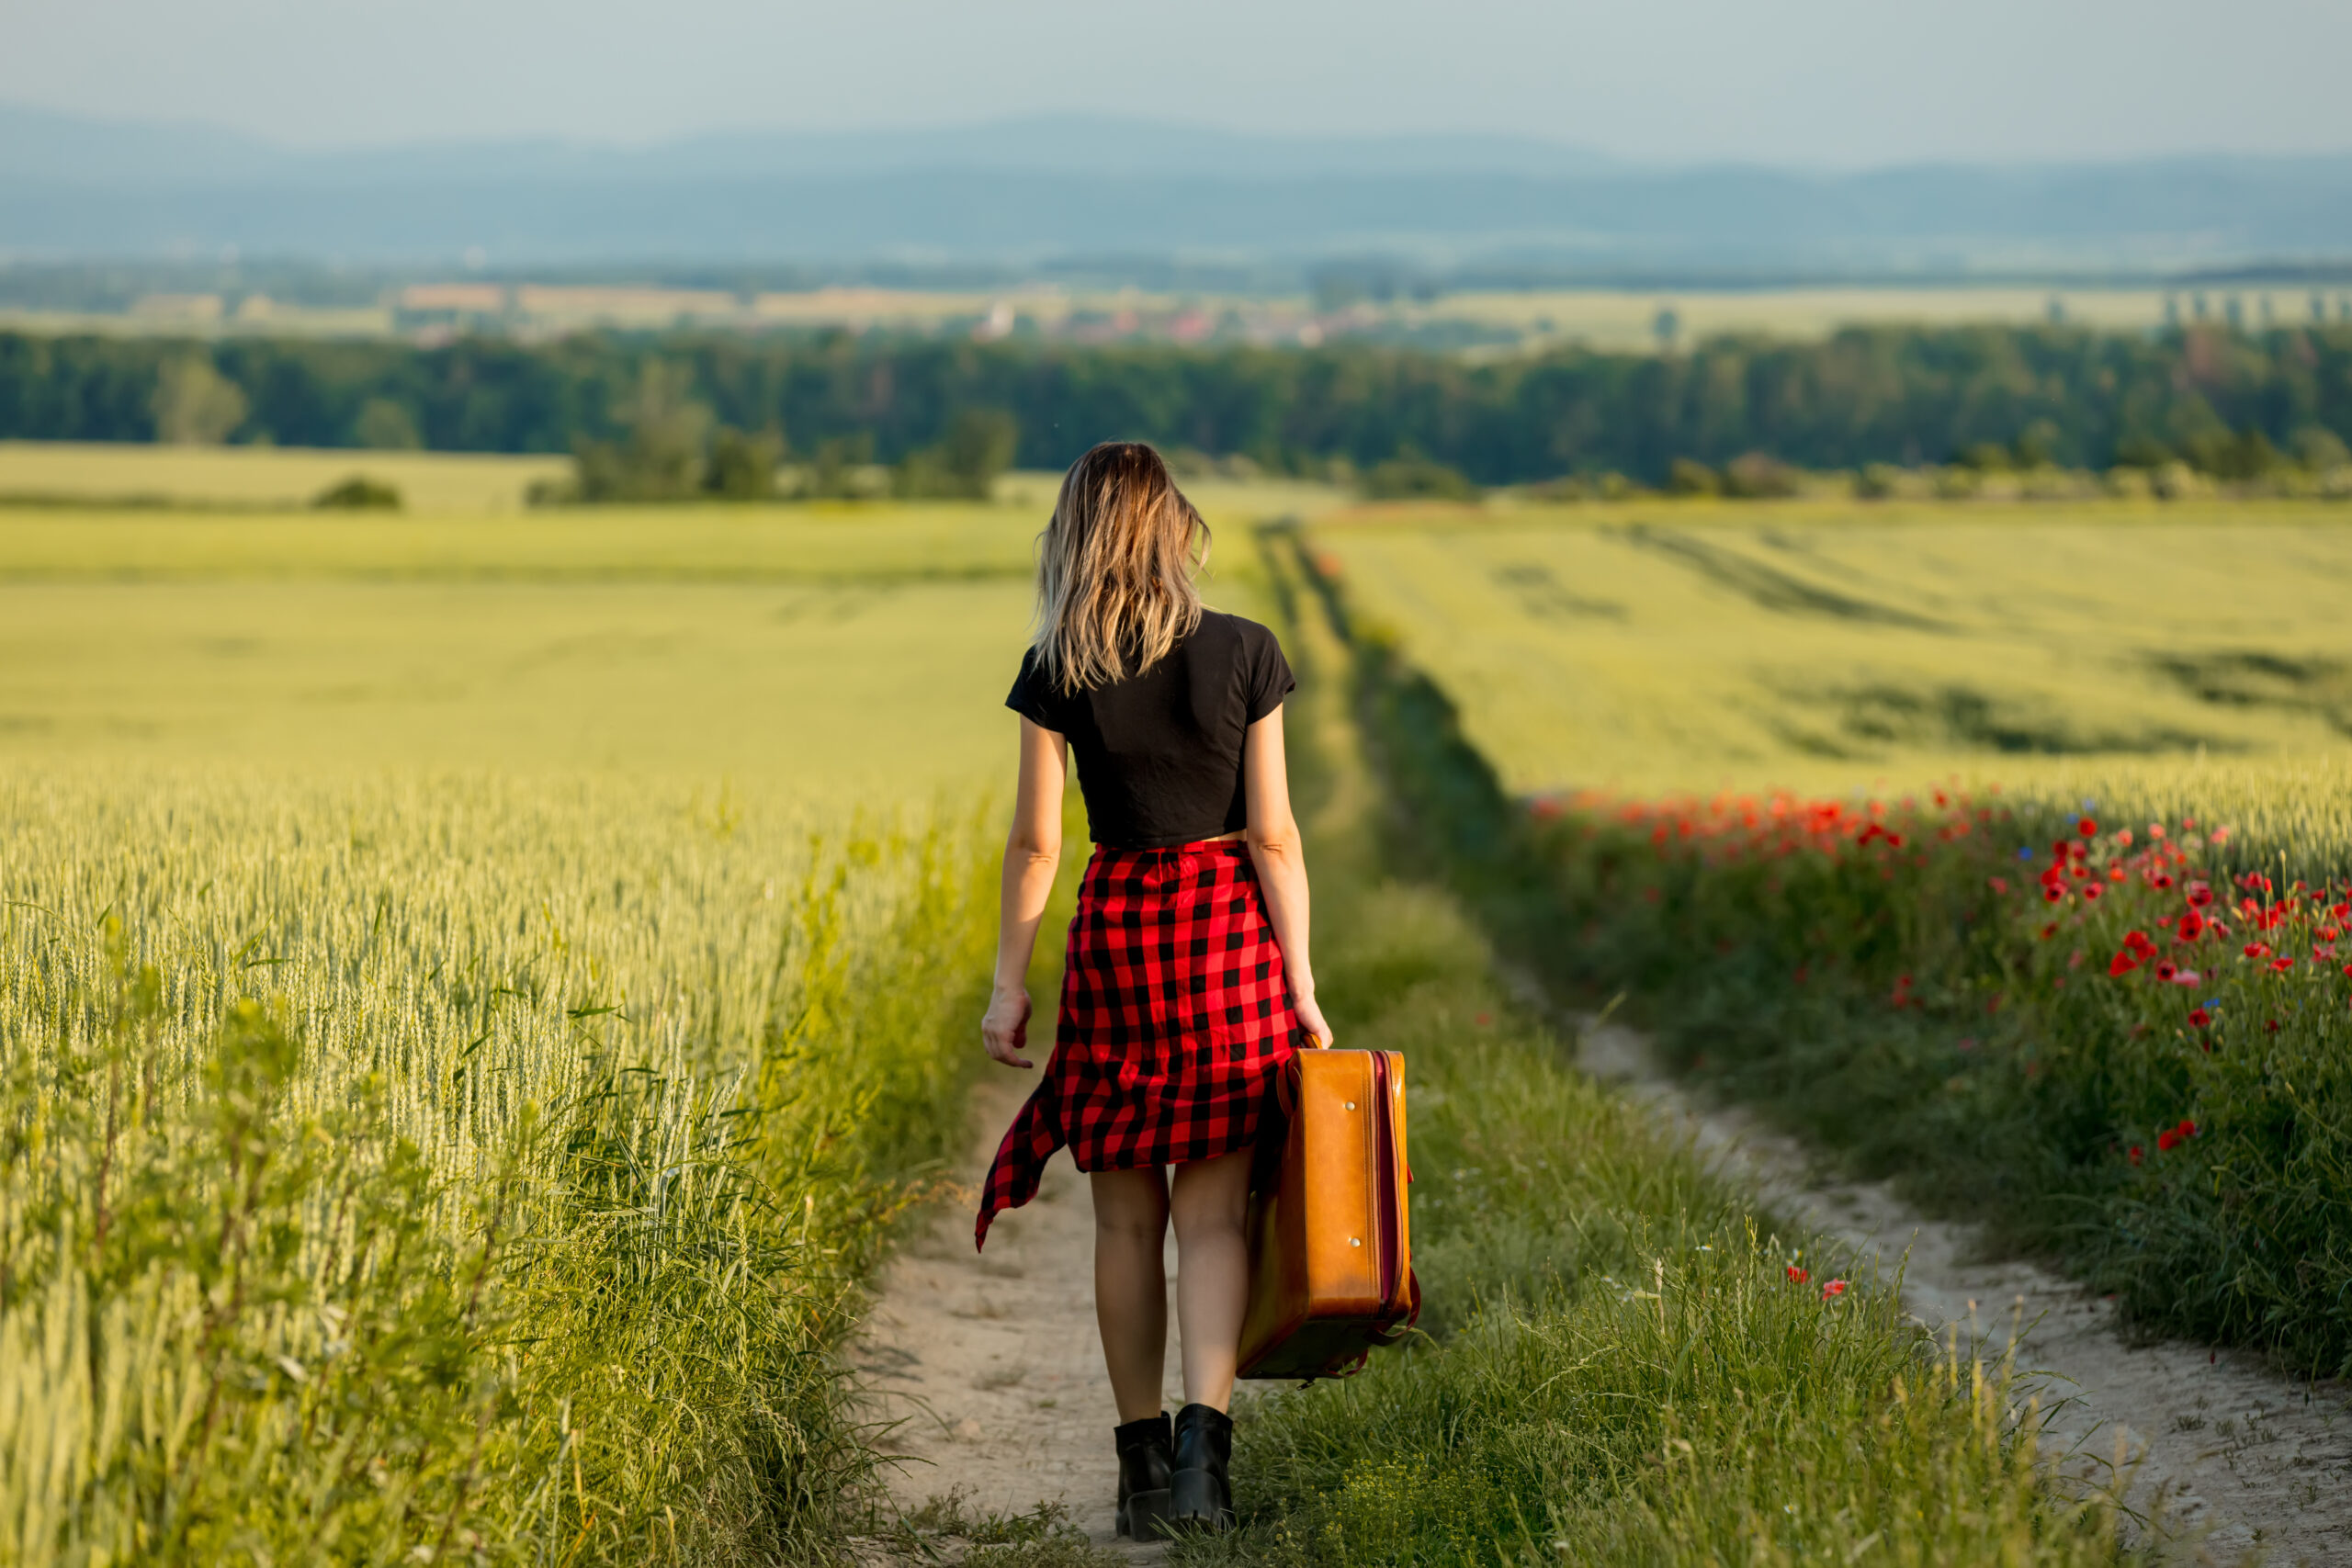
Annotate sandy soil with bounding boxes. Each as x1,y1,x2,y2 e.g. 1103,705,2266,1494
851,1072,1179,1558
1574,1016,2352,1567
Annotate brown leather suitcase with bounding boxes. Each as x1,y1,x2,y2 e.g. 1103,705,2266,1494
1237,1047,1419,1382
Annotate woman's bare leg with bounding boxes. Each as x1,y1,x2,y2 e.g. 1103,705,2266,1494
1169,1148,1254,1412
1090,1166,1171,1423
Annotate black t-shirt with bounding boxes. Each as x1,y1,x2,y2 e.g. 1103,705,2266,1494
1006,611,1296,849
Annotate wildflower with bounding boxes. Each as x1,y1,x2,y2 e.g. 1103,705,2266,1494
1787,1265,1810,1283
2189,1008,2212,1028
2150,824,2167,839
2177,911,2205,941
2267,1019,2281,1033
1988,876,2009,894
2155,960,2177,982
2128,1145,2144,1165
2245,942,2271,959
2083,884,2104,901
1476,1012,1493,1027
2079,817,2098,838
1822,1279,1849,1299
1957,1036,1977,1050
2043,885,2065,904
2109,951,2141,976
2171,968,2201,986
2157,1128,2178,1153
2017,846,2035,860
2187,882,2213,908
2039,922,2058,941
2270,957,2295,973
2117,829,2134,846
2177,1117,2197,1139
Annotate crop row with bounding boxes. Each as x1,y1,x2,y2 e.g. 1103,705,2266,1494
0,768,994,1563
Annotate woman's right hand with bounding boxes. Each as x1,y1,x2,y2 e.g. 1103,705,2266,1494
982,986,1035,1068
1294,990,1334,1049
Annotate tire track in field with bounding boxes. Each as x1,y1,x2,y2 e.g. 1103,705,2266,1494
850,1073,1175,1559
1566,1011,2352,1567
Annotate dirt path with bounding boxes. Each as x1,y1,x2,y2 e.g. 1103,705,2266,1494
852,1073,1177,1556
1572,1015,2352,1566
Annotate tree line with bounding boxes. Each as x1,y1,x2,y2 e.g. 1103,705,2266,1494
3,322,2347,487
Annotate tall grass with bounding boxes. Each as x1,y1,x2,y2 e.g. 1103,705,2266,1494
1170,535,2124,1567
0,767,995,1563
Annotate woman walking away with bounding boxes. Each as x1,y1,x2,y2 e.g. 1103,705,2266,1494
978,441,1331,1537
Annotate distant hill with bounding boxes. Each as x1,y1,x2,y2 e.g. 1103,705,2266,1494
3,104,2347,269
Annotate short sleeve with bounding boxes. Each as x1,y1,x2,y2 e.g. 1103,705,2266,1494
1006,647,1064,731
1244,624,1296,724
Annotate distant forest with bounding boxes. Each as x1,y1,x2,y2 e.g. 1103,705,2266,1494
3,323,2347,484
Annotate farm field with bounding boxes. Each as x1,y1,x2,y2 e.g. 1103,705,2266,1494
0,451,1282,1562
1304,501,2352,1391
1311,497,2352,797
0,440,571,513
2,440,2327,1563
0,472,1302,786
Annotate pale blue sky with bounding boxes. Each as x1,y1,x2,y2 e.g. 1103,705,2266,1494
8,0,2348,166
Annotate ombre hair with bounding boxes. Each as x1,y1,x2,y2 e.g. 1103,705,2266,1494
1030,441,1210,693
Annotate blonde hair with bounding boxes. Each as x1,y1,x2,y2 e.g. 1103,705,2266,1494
1030,442,1210,693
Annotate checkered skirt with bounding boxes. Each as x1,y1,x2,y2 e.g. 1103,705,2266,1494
976,840,1299,1250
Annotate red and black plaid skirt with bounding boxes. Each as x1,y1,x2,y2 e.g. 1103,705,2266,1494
976,839,1299,1250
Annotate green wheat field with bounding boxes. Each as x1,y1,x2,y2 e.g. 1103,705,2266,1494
6,444,2345,1563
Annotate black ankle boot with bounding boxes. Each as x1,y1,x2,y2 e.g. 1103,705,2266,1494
1168,1403,1234,1530
1113,1412,1173,1540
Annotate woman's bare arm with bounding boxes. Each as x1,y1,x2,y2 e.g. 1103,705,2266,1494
1241,706,1332,1046
981,716,1068,1068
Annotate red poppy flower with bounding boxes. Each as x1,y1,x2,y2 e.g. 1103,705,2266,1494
1822,1279,1849,1299
2177,1117,2197,1139
2157,1129,2178,1153
2153,873,2176,890
2128,1145,2144,1165
2044,886,2065,904
2271,957,2295,973
2187,882,2213,908
1988,876,2009,894
2078,818,2098,837
2083,884,2104,902
2155,961,2177,981
2109,951,2141,976
1786,1265,1809,1284
2245,943,2271,959
2117,829,2134,846
2335,902,2352,919
2267,1019,2281,1033
2126,930,2158,954
2188,1008,2212,1028
2177,912,2205,941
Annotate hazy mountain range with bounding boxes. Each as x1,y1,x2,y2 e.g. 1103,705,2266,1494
3,103,2346,272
